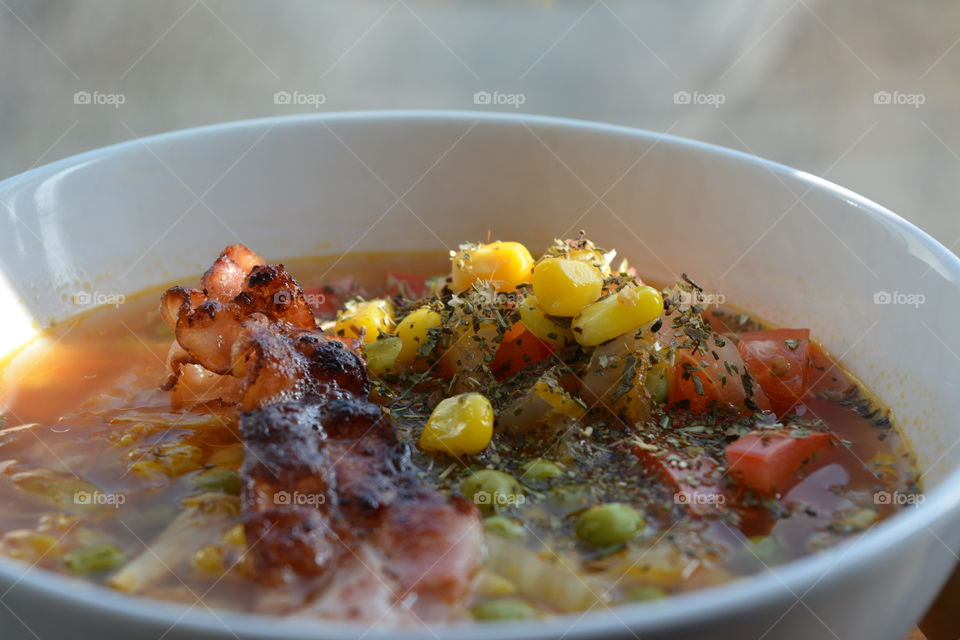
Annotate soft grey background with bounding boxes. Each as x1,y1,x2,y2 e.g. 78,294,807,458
1,0,957,245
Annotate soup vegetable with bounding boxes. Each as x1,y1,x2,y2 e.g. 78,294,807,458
0,235,918,624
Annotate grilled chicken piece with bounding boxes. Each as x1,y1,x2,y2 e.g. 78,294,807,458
160,247,358,409
162,264,316,376
200,244,265,302
162,244,484,623
241,395,482,622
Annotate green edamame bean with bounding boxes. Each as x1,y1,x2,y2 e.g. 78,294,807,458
64,544,126,574
462,470,522,514
521,458,564,480
364,337,403,374
574,503,645,547
484,516,527,541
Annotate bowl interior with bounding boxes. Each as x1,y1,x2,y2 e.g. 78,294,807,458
2,112,957,483
1,111,959,639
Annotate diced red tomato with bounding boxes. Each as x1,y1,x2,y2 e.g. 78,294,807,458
805,340,853,397
302,278,370,319
731,502,777,538
633,444,725,515
671,350,724,414
668,341,770,416
302,284,340,318
725,430,837,495
490,324,554,380
737,329,811,416
386,272,427,300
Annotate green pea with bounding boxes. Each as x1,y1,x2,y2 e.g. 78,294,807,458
625,585,667,602
64,544,126,574
574,503,645,547
189,467,241,495
462,470,522,515
363,337,403,374
484,516,527,541
471,598,538,621
521,458,564,480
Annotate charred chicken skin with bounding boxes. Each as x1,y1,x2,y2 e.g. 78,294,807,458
159,245,482,623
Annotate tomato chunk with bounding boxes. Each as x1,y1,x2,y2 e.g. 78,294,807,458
805,340,854,397
633,444,725,515
490,324,554,380
737,329,810,416
669,341,770,416
302,278,368,319
726,430,836,495
386,272,427,300
302,284,339,318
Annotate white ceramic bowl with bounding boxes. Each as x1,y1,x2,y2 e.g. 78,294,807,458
1,112,958,640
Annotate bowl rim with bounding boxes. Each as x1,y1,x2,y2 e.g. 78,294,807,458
1,109,959,639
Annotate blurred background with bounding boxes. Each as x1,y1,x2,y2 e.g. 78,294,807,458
1,0,958,252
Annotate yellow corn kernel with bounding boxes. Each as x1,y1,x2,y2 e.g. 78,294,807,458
128,442,204,478
419,392,494,456
364,337,403,374
451,241,534,293
475,570,518,597
0,530,58,561
518,295,573,346
207,443,244,469
532,258,604,317
128,460,164,481
334,299,395,344
567,248,613,277
396,307,443,364
221,524,246,548
192,544,226,575
572,285,664,347
533,378,586,419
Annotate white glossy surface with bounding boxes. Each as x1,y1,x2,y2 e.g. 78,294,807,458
0,112,958,640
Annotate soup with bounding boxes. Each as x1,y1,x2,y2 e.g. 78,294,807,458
0,237,918,624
